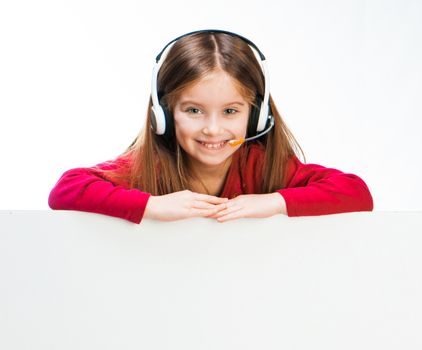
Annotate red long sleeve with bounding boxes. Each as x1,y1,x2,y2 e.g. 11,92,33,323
277,156,374,216
48,149,374,224
48,159,150,224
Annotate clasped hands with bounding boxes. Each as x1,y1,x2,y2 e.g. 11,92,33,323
144,190,287,222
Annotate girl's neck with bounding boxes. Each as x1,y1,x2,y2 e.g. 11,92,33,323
187,156,233,196
188,156,232,181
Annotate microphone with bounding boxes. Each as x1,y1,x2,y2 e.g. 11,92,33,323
228,115,275,147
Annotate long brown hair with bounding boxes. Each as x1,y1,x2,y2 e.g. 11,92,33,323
104,32,305,195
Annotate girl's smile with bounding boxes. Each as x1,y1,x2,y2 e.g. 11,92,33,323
196,139,229,150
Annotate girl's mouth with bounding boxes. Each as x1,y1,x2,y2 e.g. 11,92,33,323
196,140,229,150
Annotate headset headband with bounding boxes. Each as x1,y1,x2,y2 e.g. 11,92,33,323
154,29,266,62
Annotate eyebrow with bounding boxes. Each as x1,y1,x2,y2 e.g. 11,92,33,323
179,100,246,107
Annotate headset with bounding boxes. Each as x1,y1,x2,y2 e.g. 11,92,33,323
150,29,275,147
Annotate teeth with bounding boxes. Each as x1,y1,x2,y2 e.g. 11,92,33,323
199,141,227,149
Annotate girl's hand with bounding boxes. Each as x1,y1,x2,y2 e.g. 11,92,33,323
210,193,287,222
144,190,229,221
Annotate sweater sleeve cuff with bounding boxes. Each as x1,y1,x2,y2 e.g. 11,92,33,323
122,191,151,224
276,189,298,217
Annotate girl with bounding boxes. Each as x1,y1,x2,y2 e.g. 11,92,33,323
48,29,373,224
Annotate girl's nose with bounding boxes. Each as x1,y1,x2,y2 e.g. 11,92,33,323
203,114,223,135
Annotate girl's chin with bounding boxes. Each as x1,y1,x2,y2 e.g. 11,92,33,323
189,152,233,168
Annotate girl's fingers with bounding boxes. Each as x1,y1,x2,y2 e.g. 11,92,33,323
204,203,228,217
192,203,229,218
194,207,223,217
192,201,221,209
216,208,244,222
195,193,229,204
207,201,240,218
213,203,240,218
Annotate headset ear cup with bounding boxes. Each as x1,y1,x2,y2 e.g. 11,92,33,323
247,95,262,138
150,107,159,134
161,105,176,149
150,102,167,135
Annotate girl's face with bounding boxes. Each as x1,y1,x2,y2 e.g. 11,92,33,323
173,69,250,171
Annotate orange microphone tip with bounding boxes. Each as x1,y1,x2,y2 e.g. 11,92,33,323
228,139,245,147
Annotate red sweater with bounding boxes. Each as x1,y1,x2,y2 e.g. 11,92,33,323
48,144,374,223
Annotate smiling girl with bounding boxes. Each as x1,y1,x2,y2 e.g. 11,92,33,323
48,29,373,223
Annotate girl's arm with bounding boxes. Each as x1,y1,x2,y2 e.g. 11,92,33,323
48,157,228,224
213,155,373,222
48,158,151,224
277,155,374,216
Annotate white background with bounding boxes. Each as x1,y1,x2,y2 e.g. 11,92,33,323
1,0,421,210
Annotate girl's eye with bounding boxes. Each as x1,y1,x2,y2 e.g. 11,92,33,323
225,108,238,115
185,108,201,114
